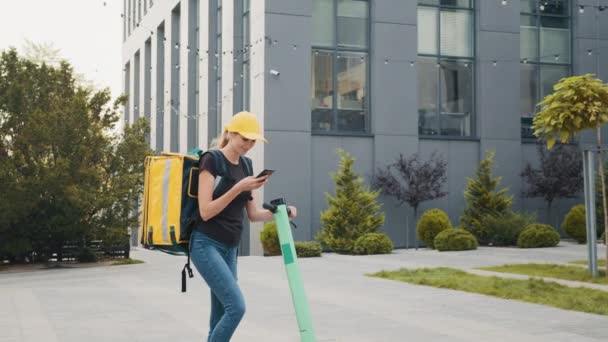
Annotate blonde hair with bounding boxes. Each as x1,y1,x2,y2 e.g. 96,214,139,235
210,130,230,149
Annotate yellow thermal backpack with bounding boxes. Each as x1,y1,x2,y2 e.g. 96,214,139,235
140,149,252,291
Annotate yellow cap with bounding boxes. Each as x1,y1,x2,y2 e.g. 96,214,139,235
225,111,267,142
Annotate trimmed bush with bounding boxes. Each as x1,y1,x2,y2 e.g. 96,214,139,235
517,224,560,248
434,229,478,252
417,209,452,249
353,233,394,255
260,222,281,256
481,211,534,246
562,205,586,243
295,241,322,258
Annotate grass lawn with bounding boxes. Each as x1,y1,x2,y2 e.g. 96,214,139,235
478,263,608,285
570,259,606,267
111,258,144,266
369,267,608,316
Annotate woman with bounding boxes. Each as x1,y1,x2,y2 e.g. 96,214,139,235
191,111,296,341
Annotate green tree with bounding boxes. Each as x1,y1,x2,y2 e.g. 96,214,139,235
460,151,513,244
317,149,385,254
532,74,608,276
0,48,152,262
521,143,583,231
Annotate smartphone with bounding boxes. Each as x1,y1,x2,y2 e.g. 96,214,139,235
256,169,275,178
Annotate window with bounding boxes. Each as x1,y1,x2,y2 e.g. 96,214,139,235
520,0,571,139
417,0,474,137
312,0,369,133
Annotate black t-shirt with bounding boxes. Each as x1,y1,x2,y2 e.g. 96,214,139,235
196,151,252,246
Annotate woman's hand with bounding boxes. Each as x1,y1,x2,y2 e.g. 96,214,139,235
236,175,268,192
288,206,297,219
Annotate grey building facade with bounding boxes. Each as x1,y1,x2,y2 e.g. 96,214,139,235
122,0,608,255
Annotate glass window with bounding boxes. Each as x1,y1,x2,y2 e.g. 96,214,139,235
418,58,439,135
520,64,538,117
313,0,334,47
418,7,438,55
337,53,367,131
312,50,334,131
540,65,569,99
337,0,368,48
439,59,472,136
311,0,369,133
519,0,571,138
417,1,474,137
419,0,471,7
540,17,570,64
520,15,538,60
440,10,473,57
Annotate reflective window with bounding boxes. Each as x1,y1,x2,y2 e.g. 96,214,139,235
417,1,474,137
520,0,571,138
311,0,369,133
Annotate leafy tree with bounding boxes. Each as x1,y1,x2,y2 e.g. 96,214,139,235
22,39,62,66
22,39,94,90
317,149,385,254
533,74,608,275
373,152,447,248
521,143,583,229
460,151,513,244
0,48,152,262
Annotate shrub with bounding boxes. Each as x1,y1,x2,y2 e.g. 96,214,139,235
317,149,385,254
77,247,97,263
460,151,513,244
260,222,281,256
434,229,478,252
480,211,535,246
517,224,560,248
353,233,393,255
417,209,451,249
295,241,322,258
562,205,586,243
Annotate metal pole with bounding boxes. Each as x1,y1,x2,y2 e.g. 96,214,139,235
405,215,409,250
583,150,599,277
596,0,600,76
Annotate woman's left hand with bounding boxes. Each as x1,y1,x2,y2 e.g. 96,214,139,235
288,206,297,219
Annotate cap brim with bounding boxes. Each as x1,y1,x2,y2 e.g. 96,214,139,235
240,132,268,142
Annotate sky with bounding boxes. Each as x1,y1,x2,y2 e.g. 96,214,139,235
0,0,124,129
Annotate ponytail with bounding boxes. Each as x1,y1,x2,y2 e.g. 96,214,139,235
218,130,229,149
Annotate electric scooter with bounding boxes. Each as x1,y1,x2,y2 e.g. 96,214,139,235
263,198,316,342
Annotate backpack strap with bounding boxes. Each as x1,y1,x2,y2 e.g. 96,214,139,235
206,149,231,179
181,243,194,293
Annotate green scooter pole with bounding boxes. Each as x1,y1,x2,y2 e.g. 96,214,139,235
263,198,316,342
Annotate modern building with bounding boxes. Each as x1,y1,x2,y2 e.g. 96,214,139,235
122,0,608,255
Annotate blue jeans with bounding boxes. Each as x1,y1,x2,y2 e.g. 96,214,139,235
190,230,245,342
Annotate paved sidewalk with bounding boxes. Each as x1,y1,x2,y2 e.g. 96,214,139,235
0,241,607,342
